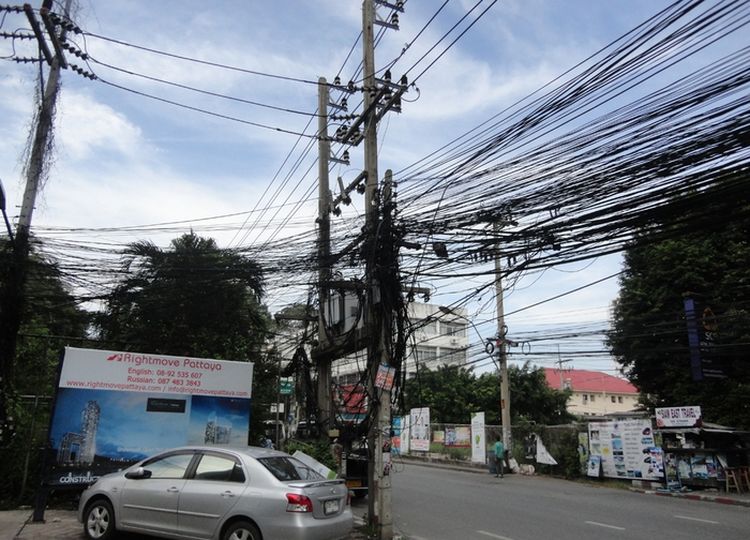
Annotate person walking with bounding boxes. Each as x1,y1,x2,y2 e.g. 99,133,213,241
494,436,505,478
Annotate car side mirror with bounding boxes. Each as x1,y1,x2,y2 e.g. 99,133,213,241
125,467,152,480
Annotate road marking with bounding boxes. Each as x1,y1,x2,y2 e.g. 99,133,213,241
477,530,514,540
674,515,720,525
585,521,625,531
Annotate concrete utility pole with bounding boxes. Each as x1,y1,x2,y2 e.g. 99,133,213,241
363,1,392,538
494,221,511,452
317,77,333,430
0,0,72,441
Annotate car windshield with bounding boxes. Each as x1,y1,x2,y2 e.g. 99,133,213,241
258,456,325,481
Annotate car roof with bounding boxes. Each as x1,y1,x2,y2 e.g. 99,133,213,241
160,445,290,459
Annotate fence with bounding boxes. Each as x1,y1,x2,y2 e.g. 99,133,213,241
404,422,586,479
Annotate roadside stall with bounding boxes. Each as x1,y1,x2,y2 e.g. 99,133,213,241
655,406,750,491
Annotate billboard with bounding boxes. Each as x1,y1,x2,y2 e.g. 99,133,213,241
46,347,253,487
588,420,663,481
409,407,430,452
470,412,486,464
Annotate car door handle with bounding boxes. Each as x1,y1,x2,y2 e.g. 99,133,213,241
167,487,180,493
221,491,235,498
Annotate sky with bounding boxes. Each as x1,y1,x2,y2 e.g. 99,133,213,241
0,0,723,376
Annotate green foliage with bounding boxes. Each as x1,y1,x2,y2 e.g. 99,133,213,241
0,241,89,507
507,363,574,425
284,439,337,471
95,232,274,439
95,232,269,361
609,180,750,428
402,362,572,425
402,365,479,423
512,422,583,479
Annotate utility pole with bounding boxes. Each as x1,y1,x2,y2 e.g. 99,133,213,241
0,0,71,444
317,77,332,431
494,221,511,453
363,1,391,538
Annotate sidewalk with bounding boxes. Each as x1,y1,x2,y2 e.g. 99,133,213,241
0,507,370,540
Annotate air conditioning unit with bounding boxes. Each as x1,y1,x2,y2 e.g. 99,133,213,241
450,338,458,345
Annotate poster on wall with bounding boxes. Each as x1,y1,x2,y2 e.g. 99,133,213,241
391,417,402,455
588,420,662,480
409,407,430,452
47,347,253,487
446,426,471,447
400,415,410,454
471,412,486,463
578,432,590,474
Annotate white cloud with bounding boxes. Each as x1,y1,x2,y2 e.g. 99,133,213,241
56,91,145,161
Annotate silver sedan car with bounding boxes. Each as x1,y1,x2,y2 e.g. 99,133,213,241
78,446,353,540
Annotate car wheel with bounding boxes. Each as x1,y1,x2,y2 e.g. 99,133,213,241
223,520,262,540
83,499,115,540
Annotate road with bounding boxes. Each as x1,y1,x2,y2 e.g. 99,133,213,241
383,463,749,540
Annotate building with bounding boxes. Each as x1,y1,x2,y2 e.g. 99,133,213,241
58,400,100,465
331,300,469,382
543,368,639,417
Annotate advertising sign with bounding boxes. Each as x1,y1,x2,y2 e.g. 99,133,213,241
47,347,253,487
409,407,430,452
471,412,486,464
391,417,402,455
655,406,702,428
445,426,471,447
374,363,396,391
588,420,662,481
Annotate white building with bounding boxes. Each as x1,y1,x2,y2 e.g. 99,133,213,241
331,299,469,382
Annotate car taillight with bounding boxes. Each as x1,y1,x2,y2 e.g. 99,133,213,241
286,493,313,513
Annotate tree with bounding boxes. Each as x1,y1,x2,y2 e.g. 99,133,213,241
402,362,572,425
0,239,89,506
609,180,750,429
96,232,268,360
95,232,274,437
403,365,480,424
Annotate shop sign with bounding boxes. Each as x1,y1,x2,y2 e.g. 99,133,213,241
655,406,702,428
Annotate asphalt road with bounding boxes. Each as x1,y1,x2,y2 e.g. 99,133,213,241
389,463,750,540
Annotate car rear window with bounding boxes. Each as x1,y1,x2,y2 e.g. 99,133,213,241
258,457,325,481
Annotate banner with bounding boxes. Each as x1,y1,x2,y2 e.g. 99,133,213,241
655,406,702,428
409,407,430,452
445,426,471,447
588,420,662,480
47,347,253,487
471,412,486,463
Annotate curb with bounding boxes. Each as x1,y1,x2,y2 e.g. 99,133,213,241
628,487,750,508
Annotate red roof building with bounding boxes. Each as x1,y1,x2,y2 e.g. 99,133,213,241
543,368,640,417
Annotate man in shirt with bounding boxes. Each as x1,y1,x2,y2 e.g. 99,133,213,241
494,437,505,478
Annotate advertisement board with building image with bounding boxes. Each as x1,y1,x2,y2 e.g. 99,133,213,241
45,347,253,487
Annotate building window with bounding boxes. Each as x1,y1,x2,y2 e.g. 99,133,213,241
441,348,467,365
416,346,437,365
440,322,466,337
611,396,616,403
618,396,623,403
582,395,588,403
590,394,596,402
423,321,437,335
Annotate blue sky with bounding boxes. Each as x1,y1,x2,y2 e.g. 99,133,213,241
1,1,731,375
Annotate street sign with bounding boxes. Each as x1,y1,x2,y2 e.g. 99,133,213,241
280,378,293,395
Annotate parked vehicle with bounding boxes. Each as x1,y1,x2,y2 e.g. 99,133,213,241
78,445,352,540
